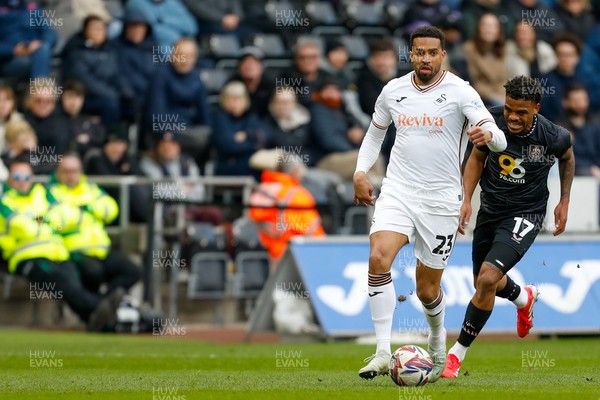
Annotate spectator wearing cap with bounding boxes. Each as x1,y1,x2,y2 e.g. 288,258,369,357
320,39,354,90
86,122,150,223
145,37,211,156
229,47,275,118
309,78,383,181
211,81,266,178
59,80,106,159
61,15,135,124
126,0,197,48
289,38,334,107
0,0,57,79
540,33,584,121
181,0,252,44
112,7,156,110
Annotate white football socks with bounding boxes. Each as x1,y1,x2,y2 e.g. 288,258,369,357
422,289,446,350
513,286,528,308
449,342,469,362
368,272,396,356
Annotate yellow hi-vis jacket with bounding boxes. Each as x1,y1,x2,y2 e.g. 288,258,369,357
0,183,81,273
46,174,118,260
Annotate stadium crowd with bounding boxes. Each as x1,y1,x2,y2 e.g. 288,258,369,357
0,0,599,251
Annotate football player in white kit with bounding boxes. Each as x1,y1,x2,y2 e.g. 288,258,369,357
353,26,507,382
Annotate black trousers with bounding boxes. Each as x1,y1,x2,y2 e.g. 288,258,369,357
16,258,100,322
71,251,140,294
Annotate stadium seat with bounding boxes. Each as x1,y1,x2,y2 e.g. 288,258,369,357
199,68,230,95
309,27,349,44
232,251,270,296
339,35,369,60
250,33,288,58
343,207,370,235
187,252,231,299
305,1,339,25
352,26,391,41
231,217,265,254
208,34,241,58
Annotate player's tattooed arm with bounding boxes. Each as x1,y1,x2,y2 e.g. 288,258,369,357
554,147,575,236
458,147,487,234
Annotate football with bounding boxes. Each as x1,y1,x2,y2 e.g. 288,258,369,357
388,345,433,386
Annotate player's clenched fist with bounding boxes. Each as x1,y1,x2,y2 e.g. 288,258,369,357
467,126,493,147
353,172,376,207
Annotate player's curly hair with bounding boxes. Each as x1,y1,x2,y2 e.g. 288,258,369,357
504,75,542,104
410,26,445,50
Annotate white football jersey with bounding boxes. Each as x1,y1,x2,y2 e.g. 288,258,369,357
372,70,495,211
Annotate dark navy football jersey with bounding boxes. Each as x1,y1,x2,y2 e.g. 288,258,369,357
477,106,572,217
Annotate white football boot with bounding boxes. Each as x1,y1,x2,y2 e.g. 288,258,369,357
358,352,390,380
428,328,447,383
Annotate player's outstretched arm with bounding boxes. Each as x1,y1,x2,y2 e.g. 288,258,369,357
353,120,388,207
554,147,575,236
458,147,487,235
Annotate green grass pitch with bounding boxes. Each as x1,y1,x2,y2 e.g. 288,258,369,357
0,330,598,399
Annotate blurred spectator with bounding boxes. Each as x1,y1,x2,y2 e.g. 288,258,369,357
181,0,252,43
47,153,141,295
402,0,457,28
576,25,600,113
86,122,149,222
112,8,156,112
354,38,398,164
0,0,57,79
60,80,105,158
140,132,205,200
505,21,556,79
0,158,122,332
23,82,73,159
249,156,325,268
253,87,317,167
85,122,150,222
506,0,565,43
461,0,515,40
229,47,275,119
1,120,41,175
557,85,600,177
310,78,383,181
554,0,596,40
320,39,354,90
540,33,583,121
211,81,266,178
62,15,134,124
0,86,24,154
440,13,470,80
145,38,211,158
126,0,197,48
289,38,333,107
464,13,507,106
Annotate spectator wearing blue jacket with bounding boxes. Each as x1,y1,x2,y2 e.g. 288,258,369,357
0,0,57,78
112,8,156,113
62,15,134,124
576,25,600,114
539,33,583,122
126,0,197,49
145,38,210,154
211,81,266,178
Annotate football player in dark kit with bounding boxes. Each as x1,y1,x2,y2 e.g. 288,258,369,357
442,75,575,378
